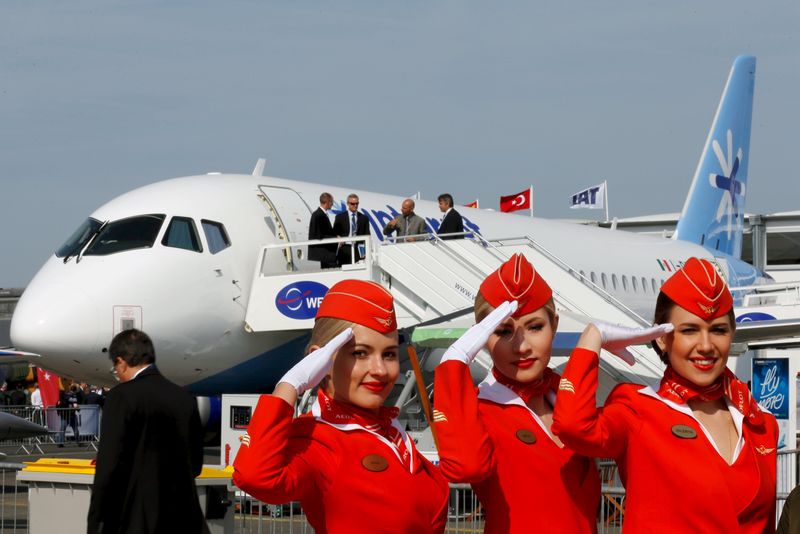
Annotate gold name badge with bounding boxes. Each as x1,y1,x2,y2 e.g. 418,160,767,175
516,429,537,444
361,454,389,472
671,425,697,439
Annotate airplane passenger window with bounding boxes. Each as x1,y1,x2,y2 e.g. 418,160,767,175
162,217,202,252
631,276,638,292
611,274,618,290
590,272,597,284
641,277,647,293
201,220,231,254
651,279,658,293
84,215,166,256
622,275,628,291
56,218,103,258
601,273,607,289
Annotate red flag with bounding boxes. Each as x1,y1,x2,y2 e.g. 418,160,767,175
464,199,479,209
500,188,532,213
36,368,62,408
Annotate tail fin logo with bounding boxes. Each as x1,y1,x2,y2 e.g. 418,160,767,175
709,129,745,239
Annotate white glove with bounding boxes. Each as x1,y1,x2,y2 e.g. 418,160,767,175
278,328,354,394
440,301,519,364
592,321,674,366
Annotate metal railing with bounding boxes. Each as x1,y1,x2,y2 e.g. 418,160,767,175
0,406,101,454
0,449,793,532
0,463,27,533
230,451,800,533
232,483,484,534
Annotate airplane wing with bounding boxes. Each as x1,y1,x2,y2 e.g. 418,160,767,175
0,349,41,362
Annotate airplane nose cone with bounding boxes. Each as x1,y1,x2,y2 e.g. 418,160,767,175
10,282,101,359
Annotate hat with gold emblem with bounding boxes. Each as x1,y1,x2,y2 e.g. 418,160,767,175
660,257,733,320
315,279,397,333
479,253,552,317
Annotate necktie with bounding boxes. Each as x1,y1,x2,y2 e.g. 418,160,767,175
403,216,409,236
351,213,357,236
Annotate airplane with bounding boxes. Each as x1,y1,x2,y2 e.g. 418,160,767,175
0,411,50,440
9,55,772,396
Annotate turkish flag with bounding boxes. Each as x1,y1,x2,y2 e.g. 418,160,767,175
36,368,62,408
500,188,531,213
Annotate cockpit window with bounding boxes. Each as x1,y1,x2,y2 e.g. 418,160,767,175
56,218,103,258
83,215,166,256
201,220,231,254
162,217,202,253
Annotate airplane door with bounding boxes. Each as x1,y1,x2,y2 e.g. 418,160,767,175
257,185,314,267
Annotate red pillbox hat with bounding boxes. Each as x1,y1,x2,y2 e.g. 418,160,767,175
316,279,397,333
479,253,552,317
660,257,733,320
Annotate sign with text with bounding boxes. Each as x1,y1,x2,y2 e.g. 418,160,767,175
752,357,789,419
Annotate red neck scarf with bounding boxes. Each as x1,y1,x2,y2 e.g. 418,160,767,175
491,367,561,405
657,366,764,425
316,389,411,469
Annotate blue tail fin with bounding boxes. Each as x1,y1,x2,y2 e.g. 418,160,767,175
673,55,755,259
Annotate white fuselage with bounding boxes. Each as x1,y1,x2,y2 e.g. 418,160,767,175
10,173,745,393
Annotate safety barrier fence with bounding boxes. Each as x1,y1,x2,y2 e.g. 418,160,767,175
0,406,101,454
0,462,27,533
0,451,794,532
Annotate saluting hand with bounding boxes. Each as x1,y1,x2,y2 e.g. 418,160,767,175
440,301,518,365
278,328,354,394
590,321,673,365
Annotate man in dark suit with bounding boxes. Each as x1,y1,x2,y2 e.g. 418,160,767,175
88,329,207,534
437,193,464,240
307,192,337,268
332,193,370,265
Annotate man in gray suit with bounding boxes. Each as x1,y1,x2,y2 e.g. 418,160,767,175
383,198,428,242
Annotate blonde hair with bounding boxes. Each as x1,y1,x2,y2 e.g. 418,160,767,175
474,292,557,324
305,317,356,355
305,317,356,394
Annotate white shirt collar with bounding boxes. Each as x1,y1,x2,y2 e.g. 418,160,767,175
311,400,415,471
638,386,744,464
477,372,560,445
132,364,154,380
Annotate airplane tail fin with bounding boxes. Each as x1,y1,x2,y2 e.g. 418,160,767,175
673,55,756,259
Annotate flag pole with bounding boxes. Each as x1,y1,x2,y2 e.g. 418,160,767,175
529,185,533,218
604,180,609,223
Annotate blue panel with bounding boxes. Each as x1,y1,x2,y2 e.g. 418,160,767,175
187,333,310,395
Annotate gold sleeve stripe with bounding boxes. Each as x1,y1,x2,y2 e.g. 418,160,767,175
558,378,575,393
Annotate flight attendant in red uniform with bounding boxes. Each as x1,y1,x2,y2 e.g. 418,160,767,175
433,254,601,533
552,257,778,533
233,279,448,534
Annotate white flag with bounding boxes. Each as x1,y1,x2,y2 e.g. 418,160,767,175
570,182,605,209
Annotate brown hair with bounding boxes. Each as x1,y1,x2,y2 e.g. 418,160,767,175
650,291,736,363
474,292,557,325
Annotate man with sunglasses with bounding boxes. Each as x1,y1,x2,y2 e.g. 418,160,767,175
332,193,370,265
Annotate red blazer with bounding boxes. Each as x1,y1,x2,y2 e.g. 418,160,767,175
233,395,448,534
433,360,600,533
552,349,778,534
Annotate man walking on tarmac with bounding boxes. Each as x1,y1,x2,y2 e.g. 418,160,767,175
87,329,208,533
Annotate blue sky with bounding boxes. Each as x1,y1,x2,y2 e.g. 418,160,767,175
1,1,798,287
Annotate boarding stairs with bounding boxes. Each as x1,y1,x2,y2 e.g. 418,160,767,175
244,234,668,397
